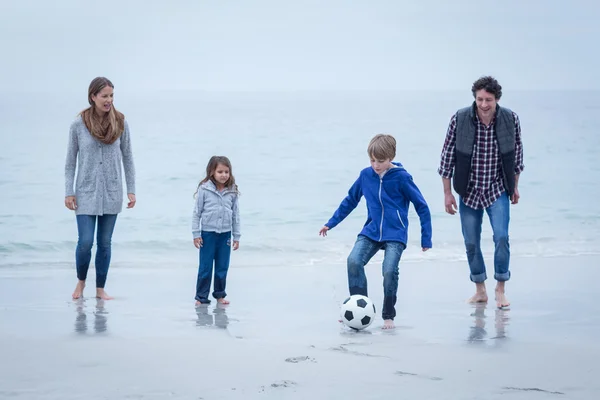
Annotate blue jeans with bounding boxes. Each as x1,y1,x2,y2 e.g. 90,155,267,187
75,214,118,288
195,231,232,304
347,235,405,320
459,192,510,283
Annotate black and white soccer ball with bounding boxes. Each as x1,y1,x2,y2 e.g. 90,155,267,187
340,295,376,330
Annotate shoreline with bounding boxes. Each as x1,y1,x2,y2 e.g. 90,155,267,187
2,251,600,270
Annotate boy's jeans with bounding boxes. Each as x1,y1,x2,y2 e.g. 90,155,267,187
195,231,231,304
459,192,511,283
75,214,118,288
347,235,405,320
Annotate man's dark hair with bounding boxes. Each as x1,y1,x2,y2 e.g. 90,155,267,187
471,76,502,100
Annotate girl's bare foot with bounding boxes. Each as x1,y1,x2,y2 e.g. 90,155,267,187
96,288,114,300
217,298,230,305
495,291,510,309
382,319,395,330
72,281,86,299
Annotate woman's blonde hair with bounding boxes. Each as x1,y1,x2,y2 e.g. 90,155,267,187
80,77,125,145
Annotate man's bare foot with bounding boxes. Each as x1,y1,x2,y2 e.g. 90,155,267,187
495,281,510,308
468,282,488,303
468,292,489,303
72,281,85,299
495,291,510,309
195,300,202,307
96,288,114,300
382,319,395,330
217,298,230,305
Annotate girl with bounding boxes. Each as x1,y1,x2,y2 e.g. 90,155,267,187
192,156,240,306
65,77,136,300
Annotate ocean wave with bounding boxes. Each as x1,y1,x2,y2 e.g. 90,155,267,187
1,237,600,269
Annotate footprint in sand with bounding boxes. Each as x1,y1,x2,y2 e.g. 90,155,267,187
329,345,389,358
395,370,443,381
502,386,565,396
259,380,298,393
285,356,316,363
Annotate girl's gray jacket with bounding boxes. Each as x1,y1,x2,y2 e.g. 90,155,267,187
192,180,241,241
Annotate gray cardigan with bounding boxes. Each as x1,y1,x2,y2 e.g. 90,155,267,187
65,116,136,215
192,181,241,241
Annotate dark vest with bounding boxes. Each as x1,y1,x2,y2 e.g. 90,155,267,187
453,103,516,197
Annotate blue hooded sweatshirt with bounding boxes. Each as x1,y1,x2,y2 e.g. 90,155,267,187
325,163,432,248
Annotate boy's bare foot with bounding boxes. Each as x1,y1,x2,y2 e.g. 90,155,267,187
468,282,488,303
217,298,230,305
96,288,114,300
382,319,395,330
72,281,85,299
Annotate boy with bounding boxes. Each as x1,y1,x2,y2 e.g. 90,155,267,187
319,134,432,329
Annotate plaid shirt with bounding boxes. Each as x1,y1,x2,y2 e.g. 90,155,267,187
438,111,524,209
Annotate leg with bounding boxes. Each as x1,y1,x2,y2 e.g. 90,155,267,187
346,235,382,297
195,231,217,304
73,215,96,299
95,214,118,300
212,232,232,304
380,242,405,329
459,199,488,303
487,193,511,308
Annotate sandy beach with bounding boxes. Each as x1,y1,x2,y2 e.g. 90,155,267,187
0,255,598,399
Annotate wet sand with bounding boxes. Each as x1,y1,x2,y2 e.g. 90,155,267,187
0,255,598,399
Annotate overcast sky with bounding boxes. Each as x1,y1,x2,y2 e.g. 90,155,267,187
1,0,598,93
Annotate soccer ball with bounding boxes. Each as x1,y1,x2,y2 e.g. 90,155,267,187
340,295,376,330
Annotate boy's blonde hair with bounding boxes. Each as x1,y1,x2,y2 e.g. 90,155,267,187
368,134,396,160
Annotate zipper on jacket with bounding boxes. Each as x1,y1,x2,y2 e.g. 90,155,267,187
396,210,406,228
378,177,384,241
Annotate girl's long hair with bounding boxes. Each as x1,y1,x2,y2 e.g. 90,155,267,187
194,156,239,198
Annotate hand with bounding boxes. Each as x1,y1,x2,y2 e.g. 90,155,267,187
65,196,77,210
444,193,457,215
194,237,203,249
127,193,136,208
232,241,239,251
510,187,520,204
319,226,330,237
422,247,430,252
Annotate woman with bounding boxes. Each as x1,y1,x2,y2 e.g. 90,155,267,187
64,77,136,300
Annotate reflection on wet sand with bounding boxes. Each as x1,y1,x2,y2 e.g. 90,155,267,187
196,303,229,329
74,299,108,335
467,304,510,345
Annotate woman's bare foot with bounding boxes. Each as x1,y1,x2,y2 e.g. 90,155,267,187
382,319,395,330
495,291,510,309
96,288,114,300
468,282,488,303
217,298,230,305
72,281,86,299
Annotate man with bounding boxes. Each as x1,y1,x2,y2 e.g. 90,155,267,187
438,76,524,309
